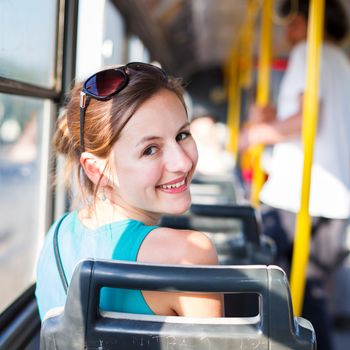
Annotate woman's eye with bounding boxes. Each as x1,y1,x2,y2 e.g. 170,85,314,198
143,146,157,156
176,131,191,142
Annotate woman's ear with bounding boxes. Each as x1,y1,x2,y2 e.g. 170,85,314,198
80,152,109,186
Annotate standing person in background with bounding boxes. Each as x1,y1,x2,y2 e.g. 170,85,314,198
35,62,223,320
238,1,350,349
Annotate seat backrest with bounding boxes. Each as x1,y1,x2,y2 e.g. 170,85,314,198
161,204,276,265
40,260,316,350
162,204,262,245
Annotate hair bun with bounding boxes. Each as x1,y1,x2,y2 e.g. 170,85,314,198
54,110,75,156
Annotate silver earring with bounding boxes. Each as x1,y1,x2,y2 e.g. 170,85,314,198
99,188,107,202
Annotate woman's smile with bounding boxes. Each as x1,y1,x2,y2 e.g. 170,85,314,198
157,176,188,193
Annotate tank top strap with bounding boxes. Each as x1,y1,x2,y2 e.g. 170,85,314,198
111,220,158,262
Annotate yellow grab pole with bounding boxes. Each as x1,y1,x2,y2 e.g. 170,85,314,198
290,0,325,316
227,0,260,160
256,0,273,105
226,48,241,161
223,47,236,93
250,0,273,207
239,0,260,89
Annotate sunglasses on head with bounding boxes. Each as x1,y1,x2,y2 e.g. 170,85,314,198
79,62,167,152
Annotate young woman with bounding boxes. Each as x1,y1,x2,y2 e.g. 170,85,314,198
35,62,223,320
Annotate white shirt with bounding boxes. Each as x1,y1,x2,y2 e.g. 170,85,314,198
260,41,350,219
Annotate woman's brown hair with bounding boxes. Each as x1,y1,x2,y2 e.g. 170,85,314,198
54,63,186,207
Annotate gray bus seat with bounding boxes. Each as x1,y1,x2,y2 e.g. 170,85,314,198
161,204,276,265
190,174,238,204
40,259,316,350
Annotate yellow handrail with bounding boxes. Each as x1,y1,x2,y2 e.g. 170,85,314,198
250,0,273,207
226,0,259,161
226,48,241,160
290,0,325,316
239,0,260,89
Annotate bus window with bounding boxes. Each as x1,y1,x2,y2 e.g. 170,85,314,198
0,0,58,88
103,0,126,67
128,35,150,63
0,94,53,313
76,0,126,80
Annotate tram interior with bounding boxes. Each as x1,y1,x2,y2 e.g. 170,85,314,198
1,0,350,349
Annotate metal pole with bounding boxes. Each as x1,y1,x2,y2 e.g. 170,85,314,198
250,0,273,207
226,47,241,161
290,0,325,316
226,0,260,164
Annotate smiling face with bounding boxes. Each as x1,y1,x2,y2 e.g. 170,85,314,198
107,88,198,221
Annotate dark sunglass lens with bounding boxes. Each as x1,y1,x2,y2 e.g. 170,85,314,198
85,69,126,97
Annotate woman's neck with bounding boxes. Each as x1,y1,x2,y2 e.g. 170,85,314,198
79,197,160,229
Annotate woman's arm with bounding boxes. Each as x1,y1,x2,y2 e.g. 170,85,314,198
238,111,303,151
238,95,306,152
138,228,224,317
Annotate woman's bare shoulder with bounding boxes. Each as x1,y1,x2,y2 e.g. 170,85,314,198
137,226,218,266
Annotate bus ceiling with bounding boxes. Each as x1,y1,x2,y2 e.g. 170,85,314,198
110,0,342,79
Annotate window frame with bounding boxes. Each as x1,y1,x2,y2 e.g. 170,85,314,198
0,1,79,347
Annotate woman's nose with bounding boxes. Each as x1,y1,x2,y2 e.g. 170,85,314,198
165,144,193,173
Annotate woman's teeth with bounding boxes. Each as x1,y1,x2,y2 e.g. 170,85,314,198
160,179,185,189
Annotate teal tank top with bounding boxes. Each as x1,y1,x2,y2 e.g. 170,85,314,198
35,211,158,320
